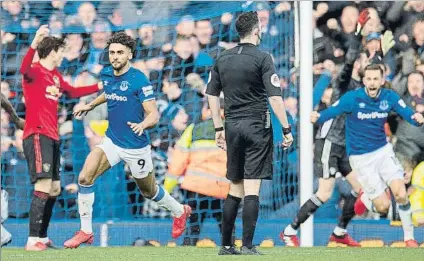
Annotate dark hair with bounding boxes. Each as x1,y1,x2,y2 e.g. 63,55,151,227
364,63,384,76
408,70,424,80
106,32,136,52
235,11,259,39
37,36,66,59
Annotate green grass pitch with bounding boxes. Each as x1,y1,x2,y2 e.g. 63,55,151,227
2,247,424,261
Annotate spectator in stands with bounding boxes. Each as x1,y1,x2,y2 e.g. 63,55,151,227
313,14,335,65
394,71,424,173
400,19,424,76
2,129,31,218
175,15,195,37
82,19,111,74
386,1,424,41
50,0,75,16
164,35,194,80
77,2,97,32
193,19,221,68
48,11,65,38
160,73,203,124
2,0,24,30
136,24,156,57
195,19,214,49
60,30,88,77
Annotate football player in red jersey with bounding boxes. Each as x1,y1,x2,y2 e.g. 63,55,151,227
19,25,102,251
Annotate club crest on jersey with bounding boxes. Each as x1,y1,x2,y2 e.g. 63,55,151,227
379,100,389,111
43,163,51,172
45,85,60,101
120,81,129,91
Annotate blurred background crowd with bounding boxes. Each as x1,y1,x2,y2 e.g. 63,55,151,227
1,0,423,244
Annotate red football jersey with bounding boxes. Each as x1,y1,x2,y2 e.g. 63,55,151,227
20,47,99,141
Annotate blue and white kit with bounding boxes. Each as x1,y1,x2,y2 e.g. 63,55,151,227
98,66,155,178
317,87,421,199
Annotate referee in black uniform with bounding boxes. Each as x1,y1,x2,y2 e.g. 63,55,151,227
206,11,293,255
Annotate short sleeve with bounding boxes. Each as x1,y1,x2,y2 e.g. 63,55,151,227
261,54,281,97
138,84,155,103
137,75,155,103
205,64,222,96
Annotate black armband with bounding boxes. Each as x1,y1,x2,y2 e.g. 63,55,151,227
215,127,224,132
283,125,291,135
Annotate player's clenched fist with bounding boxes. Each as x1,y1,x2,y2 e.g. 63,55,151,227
31,25,50,49
310,111,321,123
127,122,144,136
411,112,424,125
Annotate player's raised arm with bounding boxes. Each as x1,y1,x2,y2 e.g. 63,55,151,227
73,92,106,117
390,91,424,126
313,91,355,124
19,25,50,80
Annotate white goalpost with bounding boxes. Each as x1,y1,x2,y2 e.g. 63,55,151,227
298,0,314,247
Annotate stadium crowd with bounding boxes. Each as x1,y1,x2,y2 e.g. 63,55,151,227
1,0,423,244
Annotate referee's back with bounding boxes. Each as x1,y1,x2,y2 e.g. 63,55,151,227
207,43,281,120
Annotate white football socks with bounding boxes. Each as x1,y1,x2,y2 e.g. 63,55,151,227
152,185,184,217
398,201,414,241
284,224,298,235
78,184,95,234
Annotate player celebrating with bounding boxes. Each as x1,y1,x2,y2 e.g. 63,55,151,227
280,9,371,247
311,64,424,247
20,25,102,251
64,32,191,248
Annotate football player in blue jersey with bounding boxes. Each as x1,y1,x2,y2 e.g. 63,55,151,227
311,64,424,247
64,33,191,248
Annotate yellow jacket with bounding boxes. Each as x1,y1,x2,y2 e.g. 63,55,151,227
164,120,230,199
410,161,424,226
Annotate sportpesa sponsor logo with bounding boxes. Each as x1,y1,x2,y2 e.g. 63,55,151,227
105,93,127,101
357,112,388,120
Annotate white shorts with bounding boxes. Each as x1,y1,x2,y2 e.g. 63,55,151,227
349,143,404,200
97,136,153,179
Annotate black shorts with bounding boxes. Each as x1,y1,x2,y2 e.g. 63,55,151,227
23,134,61,184
225,118,273,181
314,139,352,179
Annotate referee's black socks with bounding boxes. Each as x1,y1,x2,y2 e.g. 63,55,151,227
29,191,49,238
221,194,241,247
291,195,322,230
242,195,259,249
